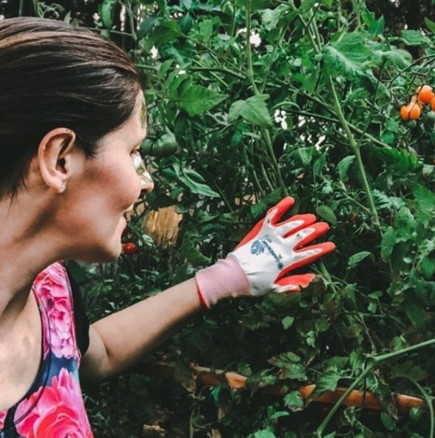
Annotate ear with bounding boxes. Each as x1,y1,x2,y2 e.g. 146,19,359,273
37,128,77,193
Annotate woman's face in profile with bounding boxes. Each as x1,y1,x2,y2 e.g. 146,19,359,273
59,90,152,262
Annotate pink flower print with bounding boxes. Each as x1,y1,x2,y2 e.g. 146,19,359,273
33,262,77,360
15,368,93,438
0,410,6,429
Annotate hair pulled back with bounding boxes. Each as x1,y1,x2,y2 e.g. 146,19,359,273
0,17,142,196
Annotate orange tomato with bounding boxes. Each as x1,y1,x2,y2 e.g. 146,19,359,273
431,97,435,112
400,103,421,120
416,84,435,104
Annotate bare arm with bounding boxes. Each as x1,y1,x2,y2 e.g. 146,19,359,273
80,278,202,384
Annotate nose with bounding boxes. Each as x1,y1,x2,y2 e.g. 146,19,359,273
140,169,154,193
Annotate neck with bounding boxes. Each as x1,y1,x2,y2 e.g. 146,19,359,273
0,189,63,323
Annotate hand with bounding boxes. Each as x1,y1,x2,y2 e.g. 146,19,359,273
228,196,335,296
195,197,336,307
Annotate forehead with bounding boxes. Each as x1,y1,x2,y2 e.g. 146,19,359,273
98,91,147,149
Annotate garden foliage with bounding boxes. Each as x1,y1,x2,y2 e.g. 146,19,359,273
7,0,435,435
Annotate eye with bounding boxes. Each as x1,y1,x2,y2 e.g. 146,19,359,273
132,149,146,176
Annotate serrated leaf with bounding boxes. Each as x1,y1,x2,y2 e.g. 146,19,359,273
283,390,304,411
323,32,373,79
229,94,273,127
412,183,435,224
310,370,340,399
177,84,225,116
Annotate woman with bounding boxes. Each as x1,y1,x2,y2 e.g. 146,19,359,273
0,17,335,437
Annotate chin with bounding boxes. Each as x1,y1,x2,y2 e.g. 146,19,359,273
75,242,123,264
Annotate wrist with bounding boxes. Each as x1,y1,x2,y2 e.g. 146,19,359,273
195,256,251,308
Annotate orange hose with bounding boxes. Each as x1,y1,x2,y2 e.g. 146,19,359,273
136,361,423,412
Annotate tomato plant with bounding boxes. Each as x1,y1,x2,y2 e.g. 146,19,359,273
15,0,435,435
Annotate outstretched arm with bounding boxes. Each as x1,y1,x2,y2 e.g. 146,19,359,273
80,197,335,384
80,278,201,384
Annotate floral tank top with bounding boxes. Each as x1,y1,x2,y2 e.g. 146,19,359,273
0,262,94,437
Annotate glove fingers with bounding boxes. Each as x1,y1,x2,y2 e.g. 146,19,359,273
289,222,331,247
267,196,295,225
280,214,317,237
235,197,295,249
281,241,336,274
275,273,316,293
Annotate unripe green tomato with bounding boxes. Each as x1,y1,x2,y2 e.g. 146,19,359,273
142,132,178,157
326,18,337,31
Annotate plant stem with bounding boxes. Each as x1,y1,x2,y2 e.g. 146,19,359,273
328,77,380,228
245,0,287,195
315,337,435,437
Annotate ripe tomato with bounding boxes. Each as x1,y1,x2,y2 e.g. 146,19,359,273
123,242,138,255
431,97,435,112
400,103,421,121
416,84,435,104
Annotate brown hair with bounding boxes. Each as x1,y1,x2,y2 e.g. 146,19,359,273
0,16,143,196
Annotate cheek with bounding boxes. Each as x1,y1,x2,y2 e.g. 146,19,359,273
114,165,142,208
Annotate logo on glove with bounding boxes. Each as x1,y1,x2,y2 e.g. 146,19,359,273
251,237,284,270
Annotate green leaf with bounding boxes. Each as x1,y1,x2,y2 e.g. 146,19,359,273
381,413,396,432
400,29,432,46
396,207,416,241
381,226,397,262
283,390,304,411
269,352,307,381
179,236,211,266
229,95,273,127
368,16,385,35
261,5,290,31
336,155,355,180
420,256,435,280
348,251,373,269
425,17,435,32
404,293,427,330
412,183,435,224
171,163,220,198
391,360,429,381
297,147,314,166
310,370,340,399
315,205,337,225
323,32,373,80
177,84,225,116
250,431,276,438
137,15,160,40
98,0,118,28
198,19,214,42
380,48,412,69
282,315,295,329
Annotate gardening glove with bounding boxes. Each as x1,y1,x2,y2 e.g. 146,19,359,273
195,196,335,308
